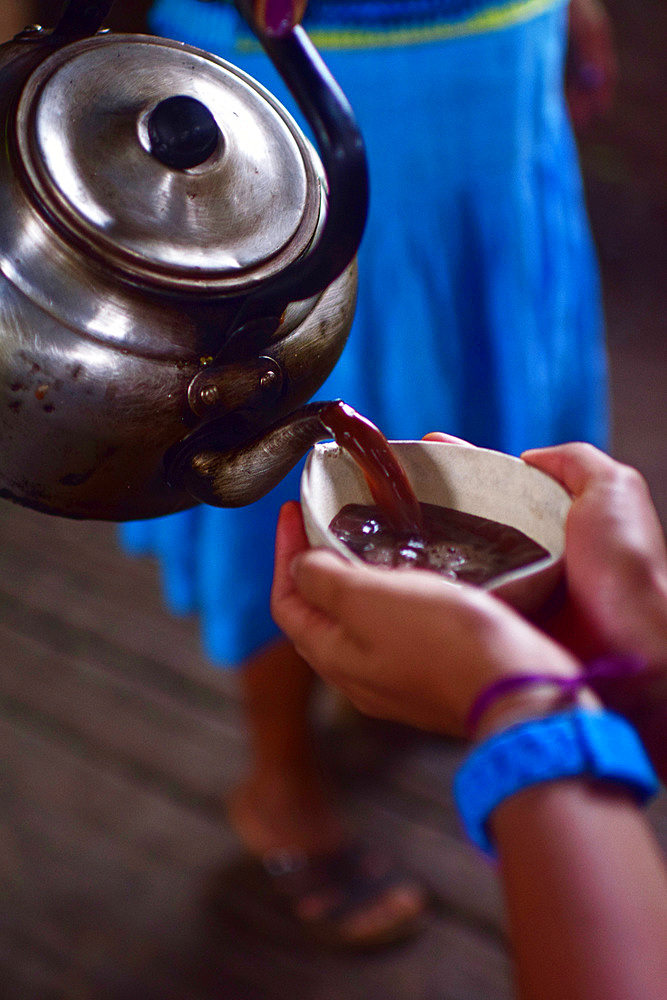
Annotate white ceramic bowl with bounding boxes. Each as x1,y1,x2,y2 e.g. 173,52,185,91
300,440,572,613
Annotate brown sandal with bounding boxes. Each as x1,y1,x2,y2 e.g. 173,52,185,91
248,843,428,950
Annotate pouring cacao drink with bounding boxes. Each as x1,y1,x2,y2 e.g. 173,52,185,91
304,402,550,586
0,0,557,603
317,401,423,537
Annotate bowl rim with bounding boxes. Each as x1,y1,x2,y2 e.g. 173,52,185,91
300,438,571,593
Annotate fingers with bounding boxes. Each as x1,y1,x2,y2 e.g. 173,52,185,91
290,547,361,614
272,504,361,666
521,442,624,496
523,445,666,588
287,550,415,661
422,431,475,447
272,502,433,667
293,550,481,649
247,0,308,37
271,503,332,641
278,533,467,665
271,501,308,603
566,0,617,127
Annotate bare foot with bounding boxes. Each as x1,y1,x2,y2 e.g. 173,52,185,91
230,637,427,946
227,771,427,948
227,766,346,857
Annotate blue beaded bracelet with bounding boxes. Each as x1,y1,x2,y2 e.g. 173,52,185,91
453,708,659,858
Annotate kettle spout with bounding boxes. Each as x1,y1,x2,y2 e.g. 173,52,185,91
165,401,339,508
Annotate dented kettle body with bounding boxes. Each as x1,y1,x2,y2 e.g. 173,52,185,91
0,24,362,519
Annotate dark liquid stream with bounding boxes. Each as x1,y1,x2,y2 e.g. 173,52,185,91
318,401,422,536
318,401,548,584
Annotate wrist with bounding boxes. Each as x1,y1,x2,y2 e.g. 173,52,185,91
466,650,598,740
474,683,602,741
454,708,659,857
603,565,667,666
585,656,667,783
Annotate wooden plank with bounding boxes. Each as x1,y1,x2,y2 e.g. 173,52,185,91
1,665,505,927
2,717,512,1000
0,624,248,810
1,716,236,872
1,718,274,999
0,582,241,725
0,504,238,689
183,873,512,1000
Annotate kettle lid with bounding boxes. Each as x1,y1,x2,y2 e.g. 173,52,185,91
17,33,322,292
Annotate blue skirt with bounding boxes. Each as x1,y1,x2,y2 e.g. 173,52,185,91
121,0,609,666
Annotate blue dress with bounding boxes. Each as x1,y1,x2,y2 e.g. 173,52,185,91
121,0,609,666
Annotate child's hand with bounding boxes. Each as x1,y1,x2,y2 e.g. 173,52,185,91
523,442,667,662
238,0,308,37
523,443,667,779
566,0,617,129
271,501,580,738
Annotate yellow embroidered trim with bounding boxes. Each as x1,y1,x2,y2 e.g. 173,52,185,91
237,0,563,51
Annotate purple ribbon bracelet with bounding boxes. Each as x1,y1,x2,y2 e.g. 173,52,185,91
466,654,648,737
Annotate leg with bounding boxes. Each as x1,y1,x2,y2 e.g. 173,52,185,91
228,636,427,948
228,636,346,856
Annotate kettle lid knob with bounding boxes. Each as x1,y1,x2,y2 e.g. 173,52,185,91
14,34,321,292
147,95,221,171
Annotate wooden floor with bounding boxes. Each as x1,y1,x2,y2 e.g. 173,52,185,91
0,500,516,1000
2,497,663,1000
2,4,667,996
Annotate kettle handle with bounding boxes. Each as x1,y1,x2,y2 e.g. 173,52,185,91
53,1,116,41
240,23,369,308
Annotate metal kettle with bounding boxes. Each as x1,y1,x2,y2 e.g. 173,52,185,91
0,0,368,520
